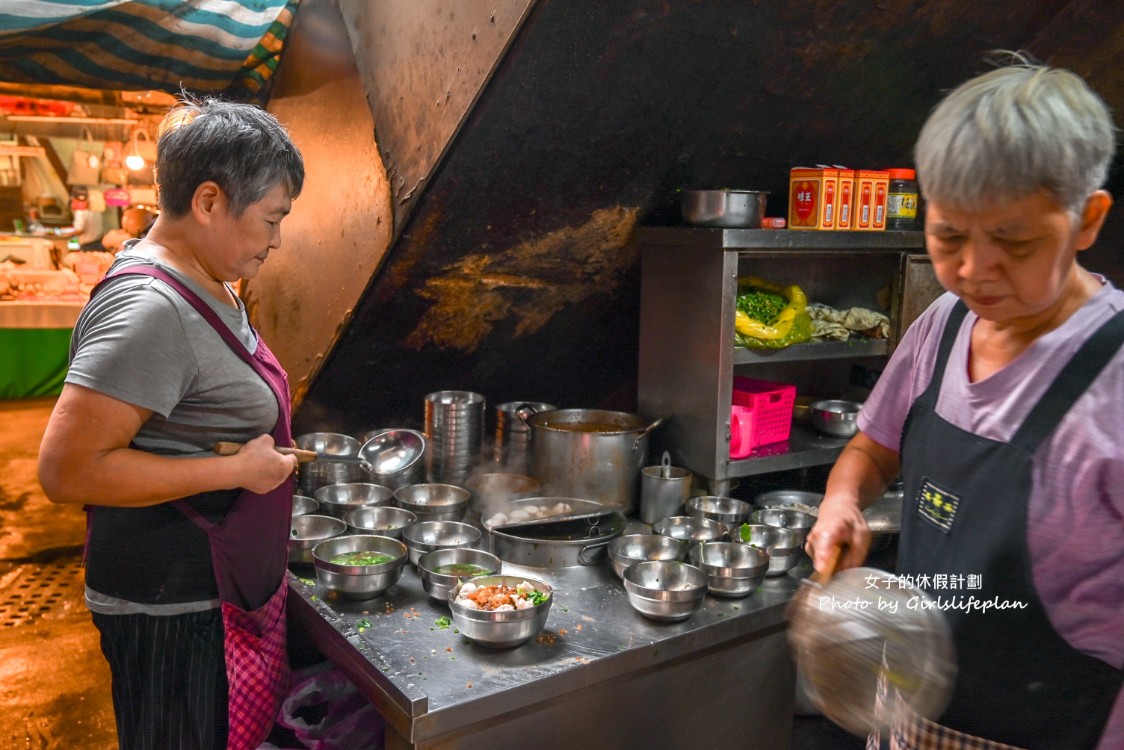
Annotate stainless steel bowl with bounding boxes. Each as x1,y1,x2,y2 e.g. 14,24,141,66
311,534,408,600
731,523,803,576
448,575,553,649
402,520,482,567
314,482,394,519
292,494,319,516
810,399,862,438
750,507,817,545
394,483,470,522
288,514,347,566
417,547,502,603
652,515,728,545
607,533,688,579
295,432,365,495
753,489,824,516
681,189,769,228
688,541,769,598
685,495,752,527
622,560,708,622
344,505,418,540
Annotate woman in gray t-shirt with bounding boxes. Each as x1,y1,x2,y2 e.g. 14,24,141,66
39,95,305,750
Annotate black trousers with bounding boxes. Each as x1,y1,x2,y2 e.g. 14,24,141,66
91,608,229,750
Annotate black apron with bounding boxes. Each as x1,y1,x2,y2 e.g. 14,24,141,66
897,301,1124,749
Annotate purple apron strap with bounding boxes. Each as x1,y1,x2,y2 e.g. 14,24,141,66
96,266,294,610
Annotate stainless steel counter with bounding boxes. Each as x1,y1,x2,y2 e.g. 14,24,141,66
287,538,805,750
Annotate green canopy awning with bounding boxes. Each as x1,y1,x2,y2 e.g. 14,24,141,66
0,0,301,100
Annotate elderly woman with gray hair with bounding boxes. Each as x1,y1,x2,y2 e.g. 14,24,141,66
39,95,304,749
807,54,1123,749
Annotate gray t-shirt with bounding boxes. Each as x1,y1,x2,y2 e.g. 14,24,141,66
69,249,280,615
67,250,277,455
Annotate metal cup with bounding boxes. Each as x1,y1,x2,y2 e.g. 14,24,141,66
639,453,693,525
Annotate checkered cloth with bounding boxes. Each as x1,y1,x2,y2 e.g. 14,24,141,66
222,579,289,750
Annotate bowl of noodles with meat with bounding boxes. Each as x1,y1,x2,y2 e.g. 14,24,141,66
448,575,553,649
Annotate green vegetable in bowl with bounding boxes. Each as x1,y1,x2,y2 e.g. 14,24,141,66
330,551,395,566
739,523,752,543
527,589,549,606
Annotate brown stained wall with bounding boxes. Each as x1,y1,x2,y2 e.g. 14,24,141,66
279,0,1124,435
246,0,531,407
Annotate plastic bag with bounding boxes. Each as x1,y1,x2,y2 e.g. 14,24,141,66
276,662,386,750
734,276,813,349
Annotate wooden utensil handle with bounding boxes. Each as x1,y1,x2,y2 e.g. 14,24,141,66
811,543,844,586
212,442,319,463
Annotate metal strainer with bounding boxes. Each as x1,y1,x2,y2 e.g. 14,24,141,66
787,561,957,736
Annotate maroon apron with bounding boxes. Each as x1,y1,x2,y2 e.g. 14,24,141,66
102,267,294,750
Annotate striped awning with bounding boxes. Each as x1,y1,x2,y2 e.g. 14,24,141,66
0,0,301,100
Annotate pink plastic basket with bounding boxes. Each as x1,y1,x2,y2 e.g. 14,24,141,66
731,377,796,455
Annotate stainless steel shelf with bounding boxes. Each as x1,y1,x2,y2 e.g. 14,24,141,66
636,226,926,251
637,226,916,485
733,338,888,364
727,423,848,477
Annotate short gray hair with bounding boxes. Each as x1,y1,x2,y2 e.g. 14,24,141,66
915,52,1116,215
155,93,304,218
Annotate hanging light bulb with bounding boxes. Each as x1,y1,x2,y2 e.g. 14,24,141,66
125,129,145,171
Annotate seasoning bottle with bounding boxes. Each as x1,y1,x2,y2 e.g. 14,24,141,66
885,168,919,230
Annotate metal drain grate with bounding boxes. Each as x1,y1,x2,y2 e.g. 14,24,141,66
0,555,86,628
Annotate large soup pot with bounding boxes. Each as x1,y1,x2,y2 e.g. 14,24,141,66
525,409,662,515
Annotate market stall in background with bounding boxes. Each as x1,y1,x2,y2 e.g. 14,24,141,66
0,93,166,397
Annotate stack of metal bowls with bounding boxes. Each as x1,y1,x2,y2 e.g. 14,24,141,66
750,507,817,545
733,523,803,576
394,483,470,522
417,547,502,603
314,482,393,520
344,505,417,540
295,432,365,496
288,514,347,566
622,560,708,622
652,515,728,547
492,401,555,470
424,390,486,484
688,541,769,598
685,496,752,527
402,520,482,567
607,533,688,579
292,494,319,516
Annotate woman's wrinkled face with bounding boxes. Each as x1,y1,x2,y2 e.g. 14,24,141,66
212,182,292,282
924,191,1087,326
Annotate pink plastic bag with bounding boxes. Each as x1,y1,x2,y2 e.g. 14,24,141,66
276,662,385,750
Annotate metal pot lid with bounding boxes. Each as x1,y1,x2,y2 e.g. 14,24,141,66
489,511,626,543
483,497,608,531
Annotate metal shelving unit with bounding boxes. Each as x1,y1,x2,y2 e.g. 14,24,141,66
636,226,926,492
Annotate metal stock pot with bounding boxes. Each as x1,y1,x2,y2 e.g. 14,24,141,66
524,409,663,515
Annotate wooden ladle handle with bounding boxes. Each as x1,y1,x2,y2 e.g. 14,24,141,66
811,543,845,586
212,442,319,463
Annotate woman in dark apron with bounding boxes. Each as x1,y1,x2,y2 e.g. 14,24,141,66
807,55,1124,749
39,94,305,750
